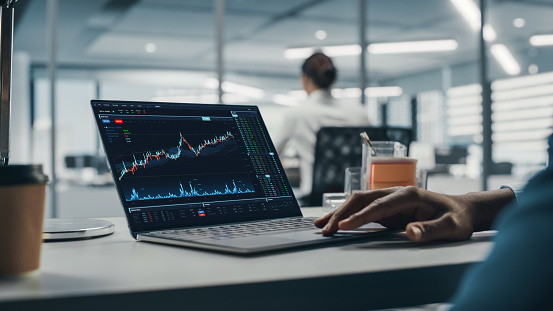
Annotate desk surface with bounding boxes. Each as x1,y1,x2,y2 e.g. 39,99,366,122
0,208,495,311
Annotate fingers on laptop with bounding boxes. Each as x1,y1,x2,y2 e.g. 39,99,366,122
337,186,424,231
317,188,401,236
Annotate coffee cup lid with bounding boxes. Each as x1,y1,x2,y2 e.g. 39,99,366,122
0,164,49,185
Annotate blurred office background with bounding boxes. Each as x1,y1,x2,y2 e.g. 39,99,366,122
7,0,553,218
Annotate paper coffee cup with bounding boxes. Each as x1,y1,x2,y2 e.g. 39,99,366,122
0,165,48,275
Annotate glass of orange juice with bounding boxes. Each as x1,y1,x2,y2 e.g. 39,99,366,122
361,141,418,190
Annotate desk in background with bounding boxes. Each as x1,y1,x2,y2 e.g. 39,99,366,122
0,208,495,311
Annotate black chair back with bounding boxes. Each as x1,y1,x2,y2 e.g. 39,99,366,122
307,126,413,206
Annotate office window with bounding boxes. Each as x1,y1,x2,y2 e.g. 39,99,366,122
32,78,97,180
418,90,446,146
387,95,412,128
367,0,479,147
488,1,553,176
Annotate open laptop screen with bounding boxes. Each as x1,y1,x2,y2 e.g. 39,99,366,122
92,100,302,234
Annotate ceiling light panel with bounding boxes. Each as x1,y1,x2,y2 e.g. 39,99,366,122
490,44,521,76
450,0,481,31
368,40,458,54
530,34,553,46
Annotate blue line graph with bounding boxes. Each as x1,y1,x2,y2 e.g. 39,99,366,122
128,179,255,202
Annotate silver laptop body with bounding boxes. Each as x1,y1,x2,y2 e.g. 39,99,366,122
91,100,390,254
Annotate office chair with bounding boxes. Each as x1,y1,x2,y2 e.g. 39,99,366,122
307,126,413,206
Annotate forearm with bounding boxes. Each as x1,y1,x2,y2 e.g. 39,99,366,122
453,188,516,232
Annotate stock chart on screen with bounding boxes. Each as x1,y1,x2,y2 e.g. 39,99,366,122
107,115,257,203
93,102,298,230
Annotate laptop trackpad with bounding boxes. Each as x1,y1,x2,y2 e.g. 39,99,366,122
206,229,325,248
207,235,301,248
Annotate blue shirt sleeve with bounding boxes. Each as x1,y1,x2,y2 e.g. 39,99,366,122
449,165,553,310
500,182,525,202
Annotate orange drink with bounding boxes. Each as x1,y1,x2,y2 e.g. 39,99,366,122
367,157,417,190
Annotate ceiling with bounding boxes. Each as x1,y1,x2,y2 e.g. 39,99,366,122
12,0,553,92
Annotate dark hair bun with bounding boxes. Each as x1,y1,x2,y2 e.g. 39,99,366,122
302,52,337,89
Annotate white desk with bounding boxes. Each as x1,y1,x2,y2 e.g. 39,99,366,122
0,208,495,310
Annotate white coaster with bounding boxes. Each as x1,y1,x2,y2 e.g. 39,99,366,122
43,218,115,241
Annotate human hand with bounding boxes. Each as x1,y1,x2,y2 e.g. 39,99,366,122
314,186,479,243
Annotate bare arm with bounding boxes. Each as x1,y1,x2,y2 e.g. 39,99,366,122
314,186,515,242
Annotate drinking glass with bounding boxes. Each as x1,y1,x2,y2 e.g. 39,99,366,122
361,141,417,190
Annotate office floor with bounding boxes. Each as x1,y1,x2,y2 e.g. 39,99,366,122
45,174,527,219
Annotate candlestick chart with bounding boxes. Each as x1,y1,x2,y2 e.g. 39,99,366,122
115,131,235,180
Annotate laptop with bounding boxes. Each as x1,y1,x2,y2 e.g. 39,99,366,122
91,100,391,254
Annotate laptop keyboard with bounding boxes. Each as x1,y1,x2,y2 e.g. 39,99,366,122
144,217,318,241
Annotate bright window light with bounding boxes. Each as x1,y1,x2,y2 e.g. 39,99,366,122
283,47,316,59
287,87,402,98
204,78,264,99
152,94,218,104
447,115,483,126
492,129,552,142
204,78,219,89
448,124,482,136
272,94,301,106
287,90,307,99
530,34,553,46
332,88,362,98
447,84,482,97
492,107,553,122
492,118,553,132
492,95,553,112
223,81,265,99
494,141,548,151
447,105,483,117
446,95,482,107
490,44,520,76
152,93,252,104
492,84,553,102
364,86,403,97
367,40,458,54
324,45,362,57
222,94,252,104
492,71,553,91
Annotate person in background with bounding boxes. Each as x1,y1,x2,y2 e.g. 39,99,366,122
315,134,553,310
273,52,370,201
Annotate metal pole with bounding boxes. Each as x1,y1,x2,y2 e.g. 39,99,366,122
0,1,15,165
47,0,58,217
215,0,224,104
95,80,100,156
411,97,417,141
359,0,367,105
480,0,492,191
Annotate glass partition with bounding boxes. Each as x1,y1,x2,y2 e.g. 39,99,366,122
367,0,482,191
488,0,553,177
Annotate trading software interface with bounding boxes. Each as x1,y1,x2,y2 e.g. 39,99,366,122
92,101,301,232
